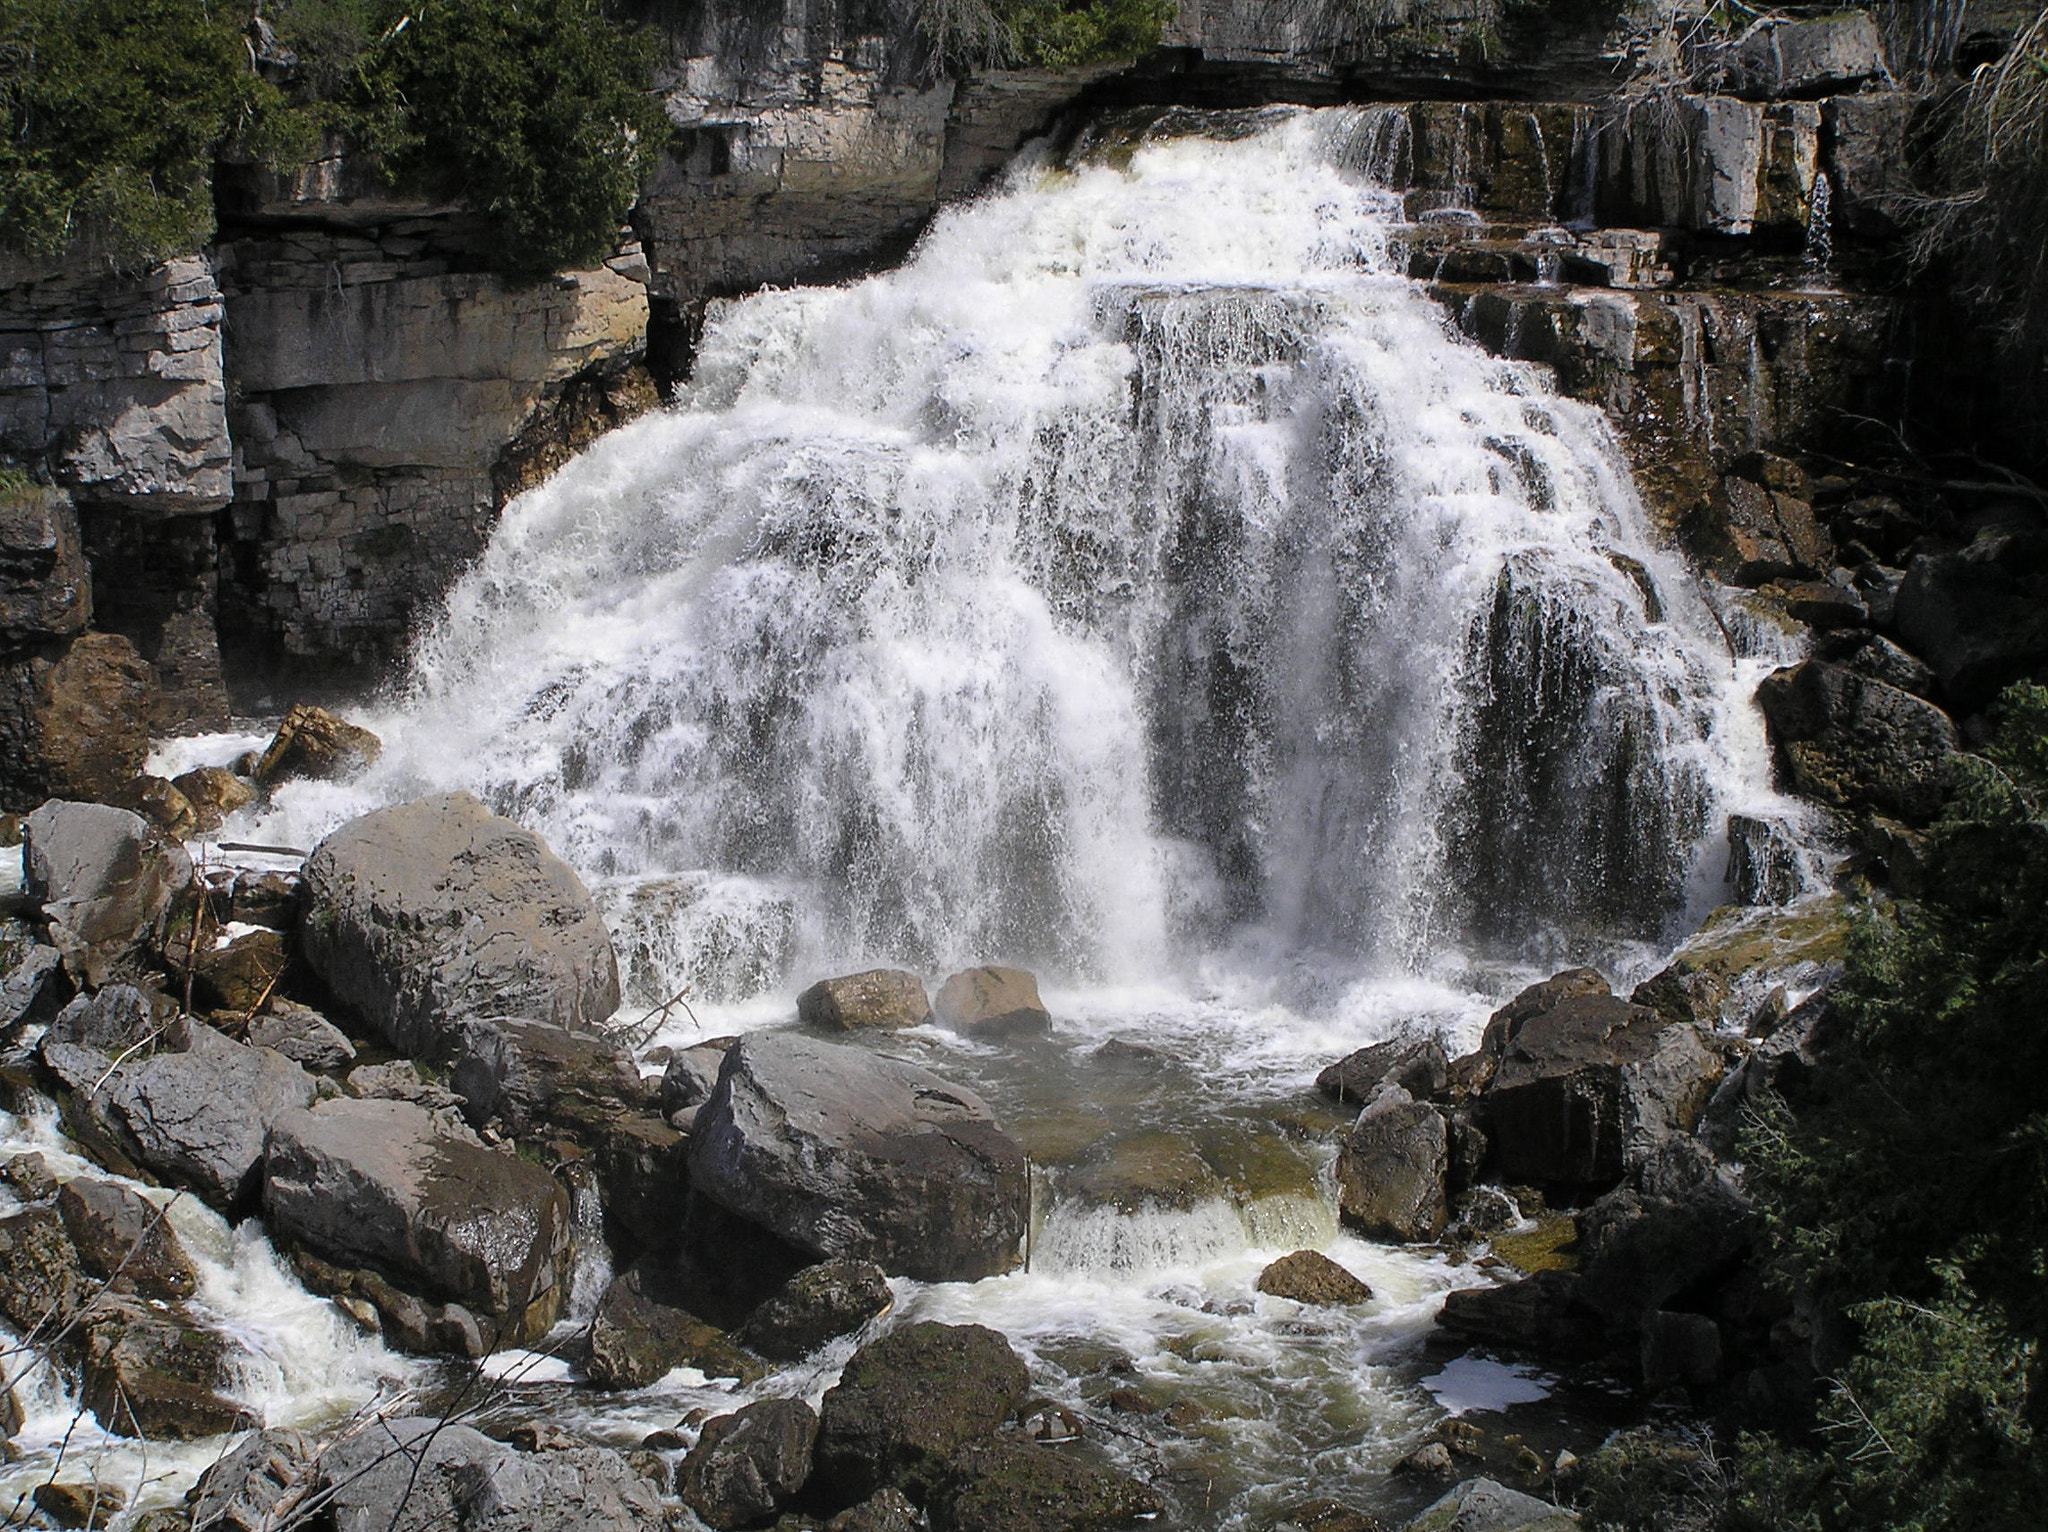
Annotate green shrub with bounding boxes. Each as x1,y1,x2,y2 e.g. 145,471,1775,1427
0,0,277,267
912,0,1174,72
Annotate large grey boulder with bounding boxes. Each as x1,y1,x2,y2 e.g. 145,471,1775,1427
300,793,620,1056
678,1397,819,1529
689,1031,1028,1282
308,1417,667,1532
1757,660,1958,822
262,1096,572,1350
1402,1477,1580,1532
816,1322,1030,1502
22,801,188,986
1335,1085,1450,1242
40,993,317,1209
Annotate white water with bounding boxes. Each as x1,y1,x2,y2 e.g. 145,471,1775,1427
122,103,1825,1525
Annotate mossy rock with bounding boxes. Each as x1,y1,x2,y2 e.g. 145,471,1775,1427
1491,1212,1580,1274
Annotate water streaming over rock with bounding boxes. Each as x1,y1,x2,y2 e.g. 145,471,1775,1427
264,104,1794,1005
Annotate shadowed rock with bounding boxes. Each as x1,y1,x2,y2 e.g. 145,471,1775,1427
816,1322,1030,1502
678,1397,819,1529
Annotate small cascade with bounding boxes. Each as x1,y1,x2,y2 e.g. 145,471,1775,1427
1802,172,1836,287
1564,109,1600,229
1033,1189,1336,1277
560,1159,615,1325
1523,109,1555,215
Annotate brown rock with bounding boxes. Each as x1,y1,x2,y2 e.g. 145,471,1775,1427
252,704,382,785
173,766,255,833
798,969,931,1031
588,1257,763,1390
32,1481,125,1529
194,926,289,1011
109,775,198,839
0,632,155,811
1255,1249,1374,1304
933,966,1049,1032
56,1177,198,1301
1335,1087,1450,1242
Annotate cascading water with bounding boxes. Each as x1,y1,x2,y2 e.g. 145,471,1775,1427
254,104,1790,1005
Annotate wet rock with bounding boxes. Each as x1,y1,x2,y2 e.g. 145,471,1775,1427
0,633,156,813
263,1096,572,1351
1397,1441,1456,1479
690,1031,1028,1282
23,800,190,986
0,940,67,1035
1,1381,20,1440
1757,660,1958,821
815,1322,1030,1501
1631,898,1849,1035
661,1038,736,1112
32,1480,126,1529
1318,1037,1449,1106
301,792,620,1056
247,1000,357,1071
110,774,198,840
1892,527,2048,715
928,1438,1164,1532
1401,1478,1579,1532
1336,1086,1450,1242
1825,93,1917,235
188,1426,316,1532
1019,1402,1083,1443
0,1150,57,1201
591,1110,691,1257
56,1176,197,1300
1812,629,1937,700
193,925,289,1012
587,1257,762,1389
1437,1270,1604,1361
1069,1131,1220,1211
171,765,255,833
737,1257,895,1361
1255,1249,1374,1304
0,1204,90,1332
932,966,1049,1032
678,1397,819,1529
251,704,383,785
449,1013,649,1141
77,1294,250,1439
827,1488,924,1532
799,969,932,1031
309,1416,669,1532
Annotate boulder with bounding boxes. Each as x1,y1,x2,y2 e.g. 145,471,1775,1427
77,1295,249,1439
689,1031,1028,1282
0,1204,91,1333
23,801,189,986
586,1257,762,1389
192,925,289,1012
660,1038,735,1113
171,765,254,834
1756,660,1958,821
449,1014,649,1141
828,1488,924,1532
41,999,318,1210
799,969,932,1031
1573,1140,1757,1331
188,1427,316,1532
815,1322,1030,1501
1892,527,2048,715
0,940,67,1036
678,1397,820,1529
31,1480,124,1529
0,633,156,813
251,704,383,785
301,793,620,1056
308,1417,668,1532
1255,1249,1374,1304
933,966,1049,1032
1335,1086,1450,1242
590,1111,691,1257
928,1439,1164,1532
0,1151,57,1202
226,867,300,929
262,1096,572,1350
1713,13,1889,99
1317,1036,1449,1105
1813,629,1936,699
736,1257,895,1361
56,1177,198,1300
247,1001,357,1071
109,775,198,840
1401,1478,1579,1532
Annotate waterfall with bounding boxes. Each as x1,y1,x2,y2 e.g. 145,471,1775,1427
303,106,1792,1003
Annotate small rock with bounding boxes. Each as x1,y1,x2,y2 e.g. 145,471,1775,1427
798,969,932,1031
32,1480,126,1529
251,704,382,785
737,1257,894,1361
342,1059,464,1112
678,1397,819,1530
0,941,70,1036
109,775,197,839
0,1151,56,1202
659,1038,734,1113
194,925,289,1012
172,765,255,833
1397,1441,1455,1478
248,1001,357,1071
1018,1402,1083,1443
827,1488,925,1532
932,966,1049,1032
1256,1249,1374,1304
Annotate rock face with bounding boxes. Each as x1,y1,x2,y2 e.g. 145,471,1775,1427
300,793,621,1056
1709,13,1890,100
0,484,90,644
1255,1249,1374,1305
1892,525,2048,715
929,1439,1165,1532
736,1257,895,1361
815,1322,1030,1502
22,800,187,985
1336,1086,1451,1242
799,969,932,1031
689,1031,1029,1281
586,1258,760,1389
678,1397,820,1529
933,966,1049,1031
1757,659,1958,821
0,633,157,812
262,1096,572,1350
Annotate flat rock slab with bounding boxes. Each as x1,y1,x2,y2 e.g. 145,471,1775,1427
263,1096,571,1349
301,792,620,1056
689,1031,1027,1282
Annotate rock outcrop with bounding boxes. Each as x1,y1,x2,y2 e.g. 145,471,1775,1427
688,1031,1029,1282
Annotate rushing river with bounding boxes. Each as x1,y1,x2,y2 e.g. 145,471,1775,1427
8,104,1819,1526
